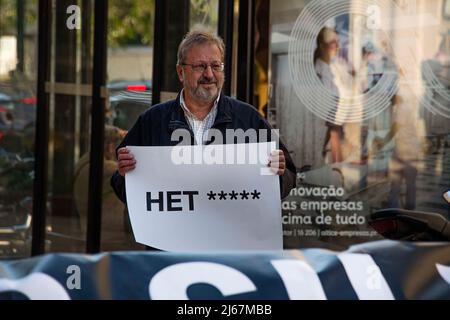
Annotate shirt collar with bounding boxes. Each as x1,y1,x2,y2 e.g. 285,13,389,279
179,89,220,120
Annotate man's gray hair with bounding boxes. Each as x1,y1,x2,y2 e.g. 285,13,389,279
177,30,225,65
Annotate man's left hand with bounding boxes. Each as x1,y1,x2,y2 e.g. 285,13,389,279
269,150,286,176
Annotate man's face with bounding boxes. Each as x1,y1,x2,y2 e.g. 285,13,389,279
177,43,224,104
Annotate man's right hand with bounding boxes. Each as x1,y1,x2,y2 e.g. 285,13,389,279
117,147,136,177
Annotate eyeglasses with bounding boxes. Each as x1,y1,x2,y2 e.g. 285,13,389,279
181,62,224,73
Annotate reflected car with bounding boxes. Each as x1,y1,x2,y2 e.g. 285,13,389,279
0,82,36,132
0,81,36,259
0,92,14,134
107,80,152,130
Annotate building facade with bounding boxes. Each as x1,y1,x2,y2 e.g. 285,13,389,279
0,0,449,258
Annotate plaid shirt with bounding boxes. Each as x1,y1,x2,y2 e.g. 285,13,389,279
179,89,220,145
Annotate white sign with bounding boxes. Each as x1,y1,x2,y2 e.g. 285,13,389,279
125,142,282,251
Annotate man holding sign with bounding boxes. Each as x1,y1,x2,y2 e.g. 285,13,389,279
110,30,296,250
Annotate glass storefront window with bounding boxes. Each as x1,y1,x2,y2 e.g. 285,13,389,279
102,0,221,251
0,0,38,258
254,0,270,116
103,0,155,251
269,0,450,250
46,0,95,253
189,0,219,33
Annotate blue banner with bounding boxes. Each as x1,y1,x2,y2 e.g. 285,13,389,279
0,240,449,300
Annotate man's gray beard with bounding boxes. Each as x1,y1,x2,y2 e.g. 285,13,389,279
192,85,220,103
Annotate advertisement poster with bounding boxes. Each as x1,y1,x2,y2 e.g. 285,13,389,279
266,0,450,250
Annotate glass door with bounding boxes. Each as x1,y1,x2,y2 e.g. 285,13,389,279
44,0,96,252
0,0,38,259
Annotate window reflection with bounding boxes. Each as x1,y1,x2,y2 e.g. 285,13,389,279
189,0,219,33
102,0,156,251
101,0,220,251
0,0,37,258
270,0,450,250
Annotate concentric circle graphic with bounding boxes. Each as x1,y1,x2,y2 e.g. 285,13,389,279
288,0,450,124
421,63,450,119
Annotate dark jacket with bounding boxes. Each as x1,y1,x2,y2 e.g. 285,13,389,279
110,93,297,203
